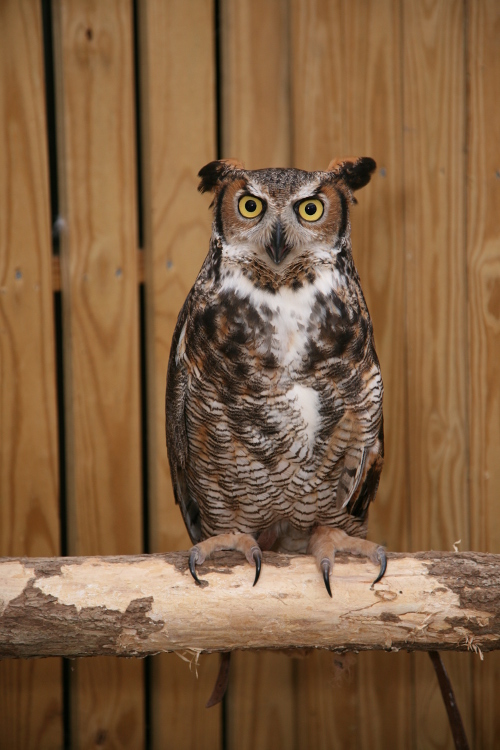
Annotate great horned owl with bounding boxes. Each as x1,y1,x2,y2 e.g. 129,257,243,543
166,157,386,598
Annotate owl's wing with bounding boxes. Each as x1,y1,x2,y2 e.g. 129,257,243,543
335,446,368,512
166,296,202,544
336,418,384,521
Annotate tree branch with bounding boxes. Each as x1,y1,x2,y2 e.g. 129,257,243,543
1,551,499,659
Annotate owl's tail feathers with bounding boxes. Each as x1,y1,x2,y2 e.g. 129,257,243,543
308,526,387,597
206,652,231,709
188,532,262,587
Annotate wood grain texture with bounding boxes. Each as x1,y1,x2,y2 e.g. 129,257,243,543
220,2,294,739
290,2,410,746
467,0,500,746
0,0,62,747
296,651,361,750
52,0,144,746
358,651,412,750
226,652,294,750
0,660,62,750
149,653,221,750
402,1,471,747
136,1,220,747
138,0,216,555
52,250,144,292
220,0,291,168
290,0,344,172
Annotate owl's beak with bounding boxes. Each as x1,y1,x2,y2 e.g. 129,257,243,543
266,220,290,264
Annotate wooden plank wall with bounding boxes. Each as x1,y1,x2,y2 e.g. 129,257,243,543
468,2,500,746
52,1,144,747
0,2,62,748
403,3,471,747
0,1,499,748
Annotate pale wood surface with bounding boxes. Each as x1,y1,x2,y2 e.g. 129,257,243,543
52,0,144,746
290,0,344,172
467,1,500,747
137,1,220,747
221,0,291,169
138,0,215,556
52,250,144,291
402,2,472,748
2,552,499,657
0,1,62,747
290,1,411,746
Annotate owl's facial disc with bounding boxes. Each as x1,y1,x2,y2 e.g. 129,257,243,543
266,219,290,265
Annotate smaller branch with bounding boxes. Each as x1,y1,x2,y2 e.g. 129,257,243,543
0,550,499,659
429,651,470,750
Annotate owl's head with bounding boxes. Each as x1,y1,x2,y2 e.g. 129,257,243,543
198,157,376,268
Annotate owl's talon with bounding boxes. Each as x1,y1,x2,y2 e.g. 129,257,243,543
252,548,262,586
371,547,387,588
189,549,202,585
321,559,332,598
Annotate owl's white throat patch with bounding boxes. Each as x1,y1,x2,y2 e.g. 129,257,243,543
220,264,341,368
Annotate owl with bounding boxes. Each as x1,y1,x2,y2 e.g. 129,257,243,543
166,157,386,600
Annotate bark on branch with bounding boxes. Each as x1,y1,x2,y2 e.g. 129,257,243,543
1,551,499,659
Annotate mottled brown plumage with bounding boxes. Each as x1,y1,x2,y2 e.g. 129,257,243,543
166,157,385,598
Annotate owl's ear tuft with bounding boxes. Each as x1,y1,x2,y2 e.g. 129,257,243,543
198,159,245,193
326,156,377,192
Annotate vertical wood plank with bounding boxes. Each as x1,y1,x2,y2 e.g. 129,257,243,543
220,3,294,744
137,1,221,746
52,1,144,747
290,0,344,172
220,0,291,168
467,0,500,746
148,653,221,750
291,1,411,746
226,652,295,750
402,1,472,747
0,1,62,747
295,651,358,750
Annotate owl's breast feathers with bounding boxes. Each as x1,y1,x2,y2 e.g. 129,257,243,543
166,246,383,543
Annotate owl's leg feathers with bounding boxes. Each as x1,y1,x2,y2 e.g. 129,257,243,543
189,532,262,586
308,526,386,597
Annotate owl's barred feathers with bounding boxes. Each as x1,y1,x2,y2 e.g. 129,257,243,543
167,157,383,555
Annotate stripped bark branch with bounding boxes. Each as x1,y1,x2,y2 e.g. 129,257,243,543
0,551,499,659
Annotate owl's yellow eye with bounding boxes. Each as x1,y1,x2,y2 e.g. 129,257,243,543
238,195,264,219
298,198,324,222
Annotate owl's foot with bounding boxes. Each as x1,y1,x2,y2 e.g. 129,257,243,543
189,532,262,587
308,526,386,597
